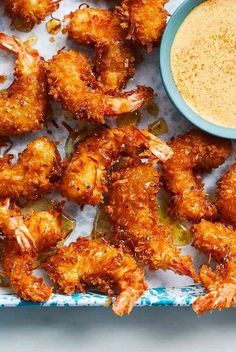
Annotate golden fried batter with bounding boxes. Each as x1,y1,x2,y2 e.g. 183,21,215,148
2,241,52,302
116,0,168,50
45,237,147,316
59,126,173,205
3,0,61,26
46,49,153,123
0,137,62,200
0,33,49,135
162,130,232,222
217,162,236,225
24,205,66,252
0,200,64,252
1,204,65,302
105,162,196,278
64,8,137,91
192,220,236,314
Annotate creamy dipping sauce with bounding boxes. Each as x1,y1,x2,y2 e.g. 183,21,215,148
171,0,236,129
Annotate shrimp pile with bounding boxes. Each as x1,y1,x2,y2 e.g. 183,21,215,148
46,49,153,123
1,201,65,302
3,0,61,26
45,237,147,316
59,126,173,205
116,0,169,50
0,137,62,200
162,130,232,222
192,220,236,314
105,162,196,278
64,7,137,92
0,33,49,135
217,162,236,225
0,1,235,318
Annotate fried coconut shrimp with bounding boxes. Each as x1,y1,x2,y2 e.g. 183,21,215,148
64,8,137,91
162,130,232,222
59,126,173,205
105,162,196,278
45,237,147,316
217,162,236,225
0,33,49,135
192,220,236,314
116,0,169,50
46,50,153,123
1,203,65,302
0,137,62,200
3,0,61,26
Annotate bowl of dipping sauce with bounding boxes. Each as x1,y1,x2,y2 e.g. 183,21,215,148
160,0,236,139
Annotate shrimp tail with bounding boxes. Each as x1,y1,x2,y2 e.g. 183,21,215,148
0,33,23,53
113,268,147,316
112,288,141,316
0,198,36,252
193,283,236,315
141,130,174,161
193,264,236,314
15,226,36,252
169,255,198,281
105,86,154,115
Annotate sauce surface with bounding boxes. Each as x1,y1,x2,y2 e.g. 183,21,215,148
171,0,236,128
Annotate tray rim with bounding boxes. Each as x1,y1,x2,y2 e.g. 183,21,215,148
0,285,204,307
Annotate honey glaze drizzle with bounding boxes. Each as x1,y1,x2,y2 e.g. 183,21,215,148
158,189,193,246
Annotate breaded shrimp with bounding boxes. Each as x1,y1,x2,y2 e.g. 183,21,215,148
162,130,232,222
3,0,61,26
24,205,66,252
2,240,52,302
59,126,173,205
63,8,137,91
116,0,169,50
105,162,196,278
1,203,65,302
217,162,236,225
192,221,236,263
0,137,62,200
0,199,64,251
0,33,49,135
44,237,147,316
192,220,236,314
46,49,153,123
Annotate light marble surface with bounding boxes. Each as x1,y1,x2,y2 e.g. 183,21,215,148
0,307,235,352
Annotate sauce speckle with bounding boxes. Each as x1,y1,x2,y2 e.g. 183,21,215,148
117,110,141,127
158,191,193,246
148,118,168,135
46,18,62,35
146,101,159,116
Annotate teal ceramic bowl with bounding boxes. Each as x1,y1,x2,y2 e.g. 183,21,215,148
160,0,236,139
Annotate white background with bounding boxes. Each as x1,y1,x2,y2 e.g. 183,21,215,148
1,307,236,351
